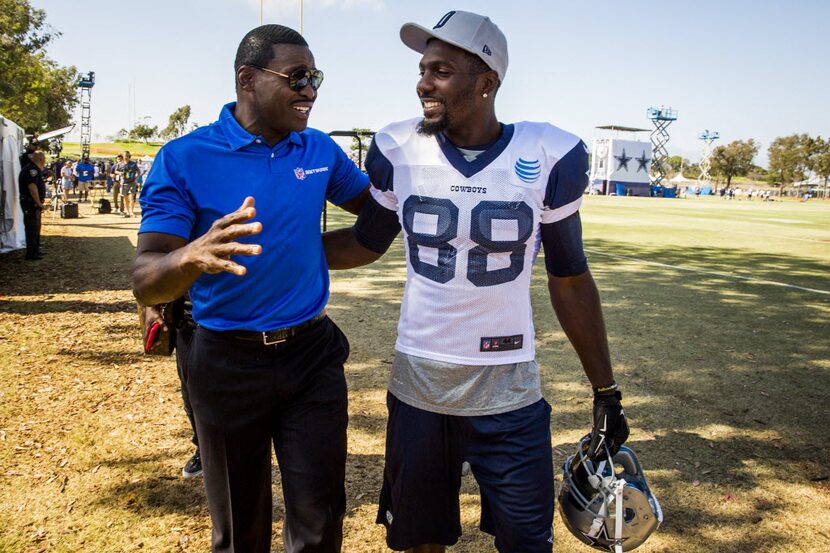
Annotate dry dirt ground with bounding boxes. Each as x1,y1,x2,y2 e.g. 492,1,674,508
1,199,829,552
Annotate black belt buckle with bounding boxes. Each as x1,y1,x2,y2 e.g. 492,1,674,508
259,311,326,345
262,328,291,346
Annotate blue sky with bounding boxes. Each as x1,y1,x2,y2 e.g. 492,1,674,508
34,0,829,165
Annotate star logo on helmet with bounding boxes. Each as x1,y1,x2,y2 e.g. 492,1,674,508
582,522,610,545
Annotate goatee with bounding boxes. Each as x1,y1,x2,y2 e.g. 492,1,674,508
417,115,449,136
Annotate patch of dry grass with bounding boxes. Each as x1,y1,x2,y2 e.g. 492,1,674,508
1,196,829,552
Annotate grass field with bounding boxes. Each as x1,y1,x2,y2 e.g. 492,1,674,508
0,195,828,552
60,142,162,158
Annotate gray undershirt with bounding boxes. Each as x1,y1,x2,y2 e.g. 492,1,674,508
457,146,484,162
389,351,542,416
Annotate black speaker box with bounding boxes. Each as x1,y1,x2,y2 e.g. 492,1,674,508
61,202,78,219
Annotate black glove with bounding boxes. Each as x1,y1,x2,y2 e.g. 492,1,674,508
587,389,629,460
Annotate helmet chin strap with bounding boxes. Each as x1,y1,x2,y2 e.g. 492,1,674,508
612,477,625,553
585,446,627,553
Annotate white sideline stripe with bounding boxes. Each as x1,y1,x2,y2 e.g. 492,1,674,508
585,249,830,296
728,229,830,244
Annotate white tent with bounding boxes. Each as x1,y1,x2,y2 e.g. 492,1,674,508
0,114,26,253
792,175,826,187
669,173,694,185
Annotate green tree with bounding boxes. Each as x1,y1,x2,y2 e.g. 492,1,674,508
746,164,768,183
350,127,373,153
665,156,700,178
807,136,830,197
767,134,810,190
161,105,191,139
129,123,157,144
683,162,701,179
666,155,685,173
710,139,758,189
0,0,79,133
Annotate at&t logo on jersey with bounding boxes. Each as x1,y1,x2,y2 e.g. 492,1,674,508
514,158,541,184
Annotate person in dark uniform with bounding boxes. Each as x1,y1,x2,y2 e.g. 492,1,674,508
18,151,47,260
133,25,370,553
19,141,38,168
142,295,202,478
173,295,201,477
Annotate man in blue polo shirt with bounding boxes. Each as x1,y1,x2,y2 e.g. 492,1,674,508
133,24,369,553
75,156,95,203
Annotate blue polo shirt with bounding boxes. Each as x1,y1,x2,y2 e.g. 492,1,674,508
139,102,368,331
76,161,95,182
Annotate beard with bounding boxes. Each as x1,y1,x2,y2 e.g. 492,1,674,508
416,83,475,137
417,111,448,136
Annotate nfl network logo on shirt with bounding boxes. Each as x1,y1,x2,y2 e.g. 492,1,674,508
514,158,541,184
294,166,329,181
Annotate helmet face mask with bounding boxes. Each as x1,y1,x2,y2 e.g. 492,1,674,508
559,435,663,552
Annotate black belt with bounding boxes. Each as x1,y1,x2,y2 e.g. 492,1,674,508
222,311,327,345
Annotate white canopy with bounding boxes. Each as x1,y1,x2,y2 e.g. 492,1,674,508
0,113,26,253
670,172,694,184
792,175,826,187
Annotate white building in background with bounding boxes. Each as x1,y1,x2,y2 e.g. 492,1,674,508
589,125,653,197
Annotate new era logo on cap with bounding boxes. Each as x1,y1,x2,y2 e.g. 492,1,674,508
400,10,508,81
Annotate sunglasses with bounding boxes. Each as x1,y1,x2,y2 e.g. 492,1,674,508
252,66,324,91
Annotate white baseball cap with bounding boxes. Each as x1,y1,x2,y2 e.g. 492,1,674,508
400,10,508,82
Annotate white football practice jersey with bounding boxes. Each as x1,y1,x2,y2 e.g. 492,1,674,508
366,118,587,365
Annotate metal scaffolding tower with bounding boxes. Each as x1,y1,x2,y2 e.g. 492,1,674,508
646,106,677,188
697,129,719,189
78,71,95,159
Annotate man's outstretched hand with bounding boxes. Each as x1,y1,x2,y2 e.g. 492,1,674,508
587,389,630,461
183,196,262,276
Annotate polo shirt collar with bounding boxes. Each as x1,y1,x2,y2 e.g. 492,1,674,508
218,102,303,151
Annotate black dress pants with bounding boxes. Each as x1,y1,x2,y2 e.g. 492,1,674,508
175,324,198,446
185,316,349,553
22,207,41,258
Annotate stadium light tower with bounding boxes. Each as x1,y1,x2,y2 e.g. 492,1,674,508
77,71,95,159
697,130,720,190
646,106,677,188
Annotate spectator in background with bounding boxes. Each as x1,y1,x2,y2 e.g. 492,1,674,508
142,297,202,478
112,154,125,214
75,156,95,203
19,141,37,168
105,159,114,193
19,151,48,260
121,151,141,217
60,161,74,202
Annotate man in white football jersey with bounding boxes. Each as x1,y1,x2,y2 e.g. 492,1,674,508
324,11,630,553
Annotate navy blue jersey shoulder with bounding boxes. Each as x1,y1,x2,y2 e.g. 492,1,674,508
365,138,394,192
544,140,589,210
540,212,588,277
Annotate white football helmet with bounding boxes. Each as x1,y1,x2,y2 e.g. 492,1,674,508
558,435,663,552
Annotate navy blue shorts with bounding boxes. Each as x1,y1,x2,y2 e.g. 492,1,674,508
376,393,554,552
